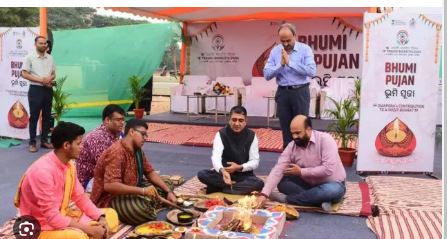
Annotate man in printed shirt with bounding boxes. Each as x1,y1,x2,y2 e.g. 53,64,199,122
197,106,264,195
91,119,176,225
256,115,346,211
77,104,125,190
263,23,316,149
15,122,119,239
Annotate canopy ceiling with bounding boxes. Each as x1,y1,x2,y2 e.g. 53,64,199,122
105,7,374,23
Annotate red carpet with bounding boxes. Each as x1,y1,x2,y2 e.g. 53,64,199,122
146,123,357,152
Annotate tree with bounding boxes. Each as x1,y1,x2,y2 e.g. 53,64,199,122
92,14,146,28
47,8,147,30
0,8,39,27
47,8,96,30
0,7,148,30
159,34,181,74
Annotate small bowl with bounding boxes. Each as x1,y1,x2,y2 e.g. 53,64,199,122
175,227,187,234
177,212,194,224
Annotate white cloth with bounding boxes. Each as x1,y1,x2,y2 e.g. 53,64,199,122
22,50,56,86
211,132,260,173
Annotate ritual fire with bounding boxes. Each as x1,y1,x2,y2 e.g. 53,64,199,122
219,195,258,233
186,195,286,239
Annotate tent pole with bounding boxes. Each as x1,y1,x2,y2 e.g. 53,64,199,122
39,7,48,37
179,22,188,84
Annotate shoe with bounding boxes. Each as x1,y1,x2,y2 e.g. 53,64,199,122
29,144,38,153
41,142,54,149
321,202,334,212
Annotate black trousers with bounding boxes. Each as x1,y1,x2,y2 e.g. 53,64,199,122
28,85,53,145
275,85,310,148
197,169,264,195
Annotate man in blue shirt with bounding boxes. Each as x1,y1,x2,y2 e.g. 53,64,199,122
263,23,316,148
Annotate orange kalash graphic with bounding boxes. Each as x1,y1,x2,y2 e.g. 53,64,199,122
252,43,276,77
8,100,29,129
375,118,416,157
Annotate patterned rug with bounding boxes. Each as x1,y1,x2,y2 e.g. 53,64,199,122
146,123,358,152
367,209,442,239
365,176,442,239
366,176,442,213
174,176,373,217
0,219,136,239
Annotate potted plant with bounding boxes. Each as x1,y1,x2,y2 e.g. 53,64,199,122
52,76,71,124
352,78,361,130
352,78,361,113
326,97,359,167
128,75,146,119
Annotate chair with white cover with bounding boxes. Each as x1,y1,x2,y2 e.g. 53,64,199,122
244,77,277,117
319,77,356,119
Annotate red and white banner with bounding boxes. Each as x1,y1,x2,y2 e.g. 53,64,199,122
0,27,39,139
357,13,441,172
188,17,363,87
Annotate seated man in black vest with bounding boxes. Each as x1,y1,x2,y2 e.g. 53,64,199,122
198,106,264,195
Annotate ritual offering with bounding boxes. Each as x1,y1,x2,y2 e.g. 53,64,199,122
267,204,300,220
167,209,199,226
186,196,286,239
375,117,416,157
135,221,174,237
177,211,194,224
194,198,225,212
183,200,194,207
170,175,185,186
174,226,188,234
8,100,29,129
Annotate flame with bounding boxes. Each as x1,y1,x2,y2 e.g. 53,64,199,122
235,195,257,231
393,118,400,139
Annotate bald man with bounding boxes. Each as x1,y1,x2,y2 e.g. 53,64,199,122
256,115,346,211
263,23,316,149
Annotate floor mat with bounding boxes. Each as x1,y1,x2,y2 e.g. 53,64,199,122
366,209,442,239
365,176,442,239
366,176,442,213
0,139,22,149
174,176,372,217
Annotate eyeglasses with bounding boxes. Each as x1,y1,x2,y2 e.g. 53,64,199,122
134,129,148,138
